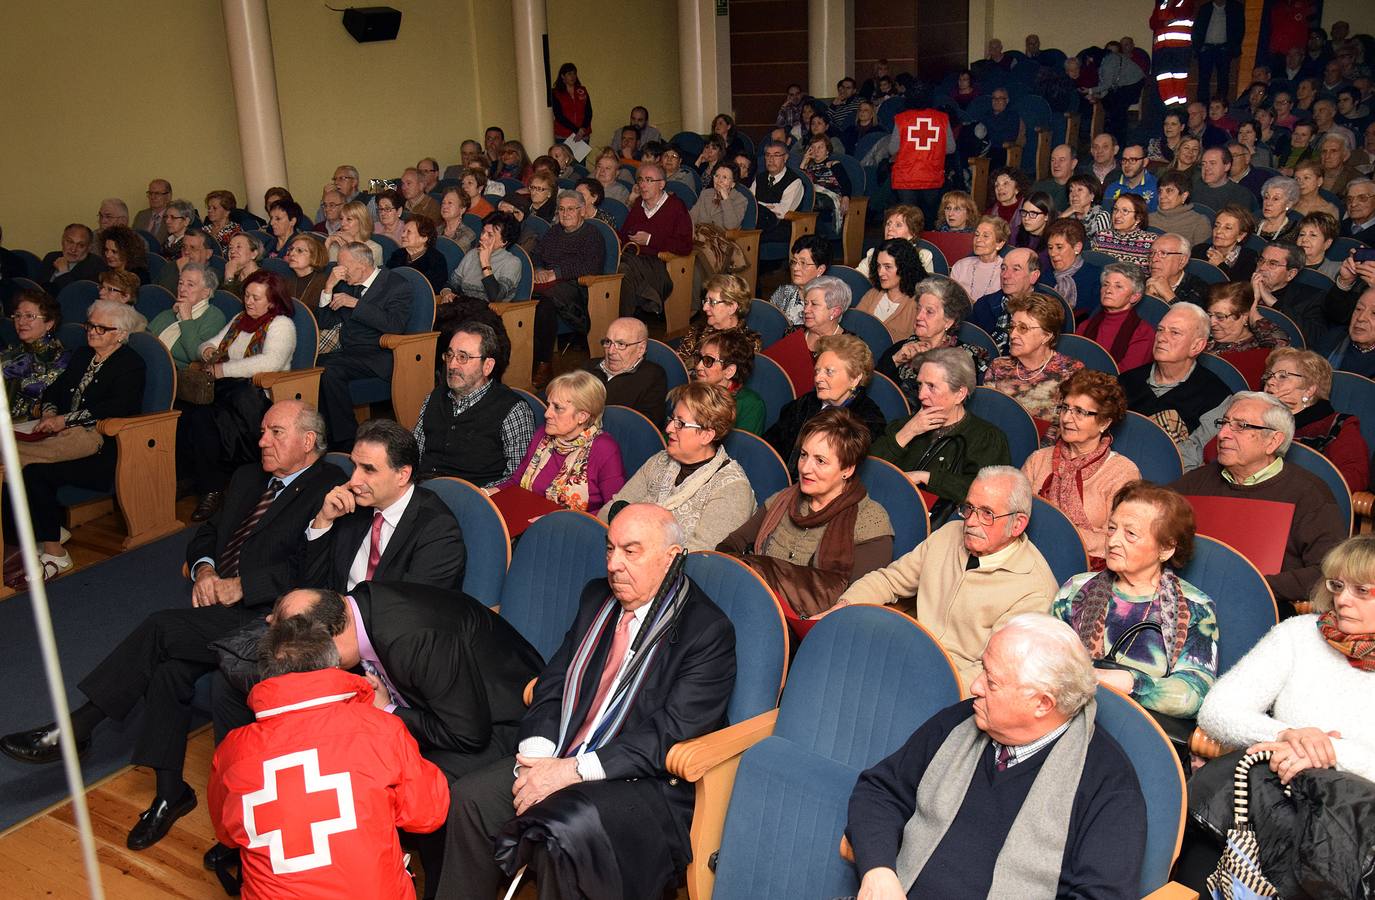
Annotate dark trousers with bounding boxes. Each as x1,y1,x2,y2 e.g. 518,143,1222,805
437,756,523,900
1102,84,1140,143
532,281,588,364
317,347,390,450
617,254,670,316
177,381,270,494
78,604,260,775
1196,45,1233,105
894,188,944,227
3,448,116,543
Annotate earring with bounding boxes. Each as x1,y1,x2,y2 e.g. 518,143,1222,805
1302,395,1310,403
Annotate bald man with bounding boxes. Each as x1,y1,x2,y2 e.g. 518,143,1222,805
580,316,668,423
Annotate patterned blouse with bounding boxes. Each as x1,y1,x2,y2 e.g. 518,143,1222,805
1207,317,1291,354
1091,227,1156,269
1,335,71,422
768,283,806,327
203,222,242,251
986,351,1084,422
1053,571,1219,717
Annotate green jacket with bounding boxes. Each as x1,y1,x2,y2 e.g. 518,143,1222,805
147,305,228,369
735,386,765,435
870,409,1010,503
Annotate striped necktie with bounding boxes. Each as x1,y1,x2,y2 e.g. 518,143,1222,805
219,478,284,577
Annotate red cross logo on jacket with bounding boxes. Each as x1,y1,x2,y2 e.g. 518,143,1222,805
242,748,357,874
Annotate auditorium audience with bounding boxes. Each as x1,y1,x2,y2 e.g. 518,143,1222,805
263,199,304,259
872,348,1009,521
180,270,297,520
969,246,1041,354
1256,176,1302,242
1172,391,1347,609
96,269,139,305
371,189,407,246
1079,262,1156,371
766,333,885,465
1253,242,1329,345
617,162,692,317
987,293,1085,423
438,186,477,250
1292,159,1342,218
494,370,624,513
1023,370,1139,565
1325,286,1375,378
2,288,70,423
1145,232,1211,306
720,407,893,618
527,189,604,387
855,205,936,279
601,382,755,551
1063,173,1112,238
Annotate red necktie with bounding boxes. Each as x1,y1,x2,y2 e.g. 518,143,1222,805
364,510,384,581
568,611,634,752
996,744,1012,771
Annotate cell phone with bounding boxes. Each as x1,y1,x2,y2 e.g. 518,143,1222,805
1354,248,1375,264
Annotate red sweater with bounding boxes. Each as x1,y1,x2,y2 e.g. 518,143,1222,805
619,194,692,257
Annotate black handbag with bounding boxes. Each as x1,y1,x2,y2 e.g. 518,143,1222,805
1093,619,1196,749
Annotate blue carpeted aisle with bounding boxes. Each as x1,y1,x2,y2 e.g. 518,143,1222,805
0,528,195,831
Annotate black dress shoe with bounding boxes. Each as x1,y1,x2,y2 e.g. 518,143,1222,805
203,841,239,871
127,789,197,851
0,725,88,765
190,492,223,523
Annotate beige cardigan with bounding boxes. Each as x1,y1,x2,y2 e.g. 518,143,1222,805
839,521,1059,693
1021,448,1140,560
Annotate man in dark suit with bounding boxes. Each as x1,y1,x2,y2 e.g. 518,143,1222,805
132,178,174,244
40,223,105,294
314,241,414,449
438,504,737,900
1192,0,1246,105
1254,243,1329,347
302,417,465,593
0,399,342,851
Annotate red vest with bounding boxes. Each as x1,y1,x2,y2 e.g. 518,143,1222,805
891,109,950,190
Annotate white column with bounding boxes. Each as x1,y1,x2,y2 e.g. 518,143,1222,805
511,0,553,152
808,0,853,97
221,0,288,212
679,0,732,132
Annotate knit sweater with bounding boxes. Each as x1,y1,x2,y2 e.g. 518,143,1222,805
1149,205,1214,249
1022,448,1140,560
199,315,296,379
530,222,603,283
840,523,1059,690
717,490,894,588
1170,462,1347,605
600,449,756,551
149,305,229,369
870,410,1011,506
1197,615,1375,782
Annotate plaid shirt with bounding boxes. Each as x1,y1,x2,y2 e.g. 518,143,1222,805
990,719,1073,770
412,381,535,487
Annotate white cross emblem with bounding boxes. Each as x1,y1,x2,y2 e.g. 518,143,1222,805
905,117,942,151
242,748,357,874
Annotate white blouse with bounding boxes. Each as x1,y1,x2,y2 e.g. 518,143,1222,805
199,315,297,380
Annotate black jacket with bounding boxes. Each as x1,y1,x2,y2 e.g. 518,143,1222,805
43,344,144,424
765,387,887,467
354,581,544,754
1191,0,1245,51
316,266,413,357
1120,360,1232,434
301,485,466,593
185,459,347,608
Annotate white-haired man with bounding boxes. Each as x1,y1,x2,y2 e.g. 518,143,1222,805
846,613,1147,898
1120,304,1232,439
839,466,1058,688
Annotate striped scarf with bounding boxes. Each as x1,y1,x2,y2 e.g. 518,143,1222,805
555,573,691,756
1317,609,1375,672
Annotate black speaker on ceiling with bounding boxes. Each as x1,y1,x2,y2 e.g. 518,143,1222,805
342,6,402,43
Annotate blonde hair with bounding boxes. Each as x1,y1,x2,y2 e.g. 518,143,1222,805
977,214,1011,244
815,333,874,385
1311,535,1375,612
667,381,736,444
703,273,753,317
1264,347,1332,399
546,369,607,428
341,201,373,238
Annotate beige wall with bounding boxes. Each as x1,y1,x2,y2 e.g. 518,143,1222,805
546,0,683,150
973,0,1158,63
0,0,245,253
2,0,685,255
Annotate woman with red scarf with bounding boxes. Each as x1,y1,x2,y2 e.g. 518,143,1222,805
179,269,297,521
552,62,592,141
1021,370,1140,568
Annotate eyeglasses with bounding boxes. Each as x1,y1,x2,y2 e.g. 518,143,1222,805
702,297,735,308
530,185,551,193
377,205,398,213
1325,578,1375,600
635,177,664,184
146,189,170,196
1260,370,1303,384
1208,310,1243,321
1214,417,1275,434
83,323,120,335
1150,249,1186,258
442,350,485,364
1055,403,1101,419
956,503,1019,526
695,353,722,368
98,285,130,296
1020,208,1045,219
13,313,48,323
1008,322,1044,335
665,415,706,431
1120,155,1147,163
600,338,645,351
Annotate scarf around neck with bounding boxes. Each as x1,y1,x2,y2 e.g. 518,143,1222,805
754,479,867,576
215,310,281,361
1069,568,1191,668
653,445,732,511
1317,609,1375,672
1039,435,1113,530
520,424,599,511
1053,256,1084,312
895,700,1097,897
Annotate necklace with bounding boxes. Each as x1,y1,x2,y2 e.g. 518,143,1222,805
1013,351,1054,382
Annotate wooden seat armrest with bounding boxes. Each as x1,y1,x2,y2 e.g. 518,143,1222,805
253,367,324,390
656,251,691,263
1352,490,1373,519
725,228,762,240
379,330,440,351
1189,727,1233,759
782,211,817,223
665,709,778,782
97,409,180,437
577,272,623,287
1143,883,1200,900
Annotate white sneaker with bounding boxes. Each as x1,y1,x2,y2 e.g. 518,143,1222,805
38,552,72,580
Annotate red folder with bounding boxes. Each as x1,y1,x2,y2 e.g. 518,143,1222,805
489,485,562,537
1219,348,1271,390
1182,495,1294,575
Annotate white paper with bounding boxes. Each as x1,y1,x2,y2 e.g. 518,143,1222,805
563,136,592,163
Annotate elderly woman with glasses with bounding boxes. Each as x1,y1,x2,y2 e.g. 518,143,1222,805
878,276,990,401
202,190,243,251
677,273,762,367
7,300,148,583
690,328,766,435
279,233,329,302
1022,370,1139,566
2,288,71,424
370,188,406,245
1257,176,1302,242
766,333,886,466
1052,481,1218,720
987,293,1085,424
720,408,894,622
600,382,756,551
148,262,228,370
872,347,1009,522
493,370,625,513
526,191,605,387
438,186,477,250
768,234,832,327
1205,281,1290,354
97,269,140,305
159,199,196,261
